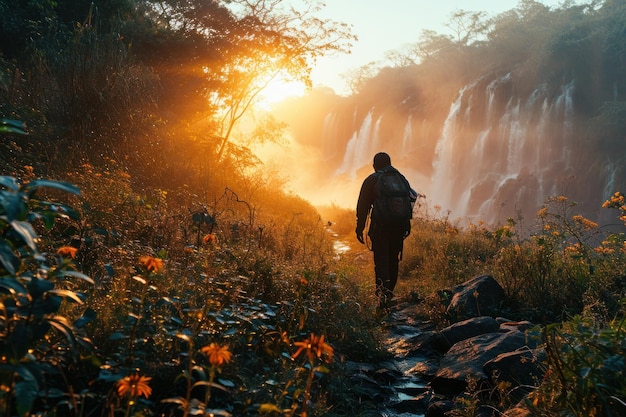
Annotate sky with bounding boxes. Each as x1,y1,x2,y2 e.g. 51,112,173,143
306,0,567,95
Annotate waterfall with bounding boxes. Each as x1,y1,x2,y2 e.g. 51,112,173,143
430,85,469,212
427,75,583,223
401,115,413,155
307,70,623,226
321,111,339,161
335,109,381,179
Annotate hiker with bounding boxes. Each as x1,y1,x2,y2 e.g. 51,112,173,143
355,152,414,311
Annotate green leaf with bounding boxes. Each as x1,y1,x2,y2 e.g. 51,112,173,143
192,381,230,392
176,333,192,343
0,241,20,275
22,179,81,197
46,316,77,353
10,220,38,250
27,277,55,299
14,366,38,417
0,277,27,295
315,365,330,374
0,125,28,135
161,397,187,406
108,332,126,341
0,176,19,191
74,307,97,328
0,119,27,135
258,403,282,413
47,289,84,304
61,270,94,285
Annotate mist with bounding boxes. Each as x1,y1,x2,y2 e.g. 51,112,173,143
259,1,626,228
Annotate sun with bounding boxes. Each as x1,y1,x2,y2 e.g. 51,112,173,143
258,76,307,109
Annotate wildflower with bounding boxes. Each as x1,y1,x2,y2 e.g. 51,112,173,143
116,374,152,399
57,246,78,259
594,245,615,255
555,196,568,202
572,215,598,229
299,277,308,285
292,333,334,364
201,343,232,366
202,233,217,245
537,207,548,217
565,243,583,255
138,256,163,273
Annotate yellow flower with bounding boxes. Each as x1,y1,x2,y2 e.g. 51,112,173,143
572,215,598,229
292,333,334,364
201,343,232,366
116,374,152,399
537,207,548,217
57,246,78,259
138,256,163,273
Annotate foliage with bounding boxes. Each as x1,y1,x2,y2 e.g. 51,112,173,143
0,163,386,417
528,314,626,417
0,176,94,417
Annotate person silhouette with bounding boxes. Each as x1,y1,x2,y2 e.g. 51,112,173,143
355,152,413,312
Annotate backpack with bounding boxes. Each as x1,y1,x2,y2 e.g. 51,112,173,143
372,167,412,228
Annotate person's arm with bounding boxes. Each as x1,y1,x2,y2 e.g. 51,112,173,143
355,174,376,243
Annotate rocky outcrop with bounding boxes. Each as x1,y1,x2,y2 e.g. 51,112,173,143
445,274,506,321
344,275,546,416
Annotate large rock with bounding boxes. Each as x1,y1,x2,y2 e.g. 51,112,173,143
432,316,501,353
483,347,546,401
446,275,506,321
430,331,530,395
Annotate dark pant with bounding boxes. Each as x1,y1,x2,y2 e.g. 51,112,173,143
369,227,405,307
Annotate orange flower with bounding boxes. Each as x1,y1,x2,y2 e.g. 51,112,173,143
292,333,333,364
299,277,308,285
202,233,217,245
116,374,152,399
57,246,78,259
201,343,232,366
138,256,163,273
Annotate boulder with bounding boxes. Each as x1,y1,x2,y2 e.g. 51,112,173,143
430,331,530,395
432,316,501,353
483,347,546,401
446,275,505,321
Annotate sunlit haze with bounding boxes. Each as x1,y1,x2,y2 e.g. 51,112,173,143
307,0,565,94
250,0,603,226
258,77,307,110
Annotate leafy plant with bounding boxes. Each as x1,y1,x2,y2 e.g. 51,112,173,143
0,176,95,416
528,314,626,417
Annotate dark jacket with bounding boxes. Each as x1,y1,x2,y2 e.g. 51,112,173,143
356,166,411,236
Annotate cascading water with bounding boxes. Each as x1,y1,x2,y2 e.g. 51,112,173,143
335,109,382,179
306,71,623,224
425,75,579,223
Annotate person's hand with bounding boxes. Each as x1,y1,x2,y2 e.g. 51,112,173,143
355,228,364,244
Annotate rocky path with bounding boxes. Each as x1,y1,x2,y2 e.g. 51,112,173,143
347,302,437,417
346,276,541,417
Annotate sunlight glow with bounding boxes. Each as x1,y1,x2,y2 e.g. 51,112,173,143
258,77,307,109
